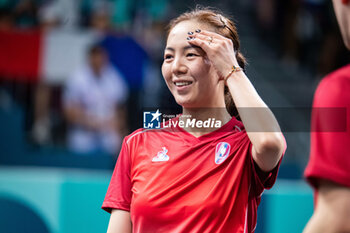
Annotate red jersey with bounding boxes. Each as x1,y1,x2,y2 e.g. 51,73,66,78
305,64,350,189
102,117,284,233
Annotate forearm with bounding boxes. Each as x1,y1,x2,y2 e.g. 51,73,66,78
64,105,98,130
226,71,284,170
107,209,132,233
226,72,283,144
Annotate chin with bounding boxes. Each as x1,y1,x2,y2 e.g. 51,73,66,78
174,97,196,108
175,99,190,108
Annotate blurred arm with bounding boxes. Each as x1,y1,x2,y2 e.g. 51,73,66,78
303,179,350,233
107,209,132,233
63,103,100,131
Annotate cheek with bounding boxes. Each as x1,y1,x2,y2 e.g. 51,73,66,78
161,63,168,79
191,59,211,78
161,63,172,85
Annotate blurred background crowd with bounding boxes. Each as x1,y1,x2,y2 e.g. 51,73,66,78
0,0,349,168
1,0,349,168
0,0,349,231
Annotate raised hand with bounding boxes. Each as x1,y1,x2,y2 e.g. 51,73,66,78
187,29,240,81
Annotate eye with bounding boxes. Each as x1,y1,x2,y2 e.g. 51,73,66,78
164,54,173,60
186,53,198,57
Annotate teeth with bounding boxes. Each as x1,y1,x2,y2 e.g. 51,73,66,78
175,81,192,87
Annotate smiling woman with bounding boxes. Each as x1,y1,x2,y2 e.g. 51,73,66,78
102,6,286,233
162,21,220,109
163,19,245,119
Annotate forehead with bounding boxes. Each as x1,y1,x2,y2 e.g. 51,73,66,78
166,20,212,45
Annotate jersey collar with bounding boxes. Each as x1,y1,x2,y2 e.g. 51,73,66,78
170,116,242,144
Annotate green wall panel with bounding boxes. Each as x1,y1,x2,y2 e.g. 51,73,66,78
0,167,314,233
0,167,112,233
264,180,314,233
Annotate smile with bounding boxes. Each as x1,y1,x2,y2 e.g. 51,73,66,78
174,81,193,87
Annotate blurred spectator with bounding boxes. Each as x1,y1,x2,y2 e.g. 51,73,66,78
91,9,111,33
32,0,87,145
30,1,63,145
62,44,128,155
0,7,14,31
13,0,38,29
38,1,61,32
89,1,113,33
38,0,80,31
254,0,349,77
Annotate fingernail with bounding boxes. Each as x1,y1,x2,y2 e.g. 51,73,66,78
187,31,194,35
195,29,201,33
187,37,192,40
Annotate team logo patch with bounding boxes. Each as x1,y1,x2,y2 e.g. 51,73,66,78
215,142,231,164
152,147,170,162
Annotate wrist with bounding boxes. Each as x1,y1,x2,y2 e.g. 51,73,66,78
224,65,243,83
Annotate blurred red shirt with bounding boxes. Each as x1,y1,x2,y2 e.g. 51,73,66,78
305,64,350,190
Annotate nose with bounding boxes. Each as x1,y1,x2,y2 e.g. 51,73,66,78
171,56,188,75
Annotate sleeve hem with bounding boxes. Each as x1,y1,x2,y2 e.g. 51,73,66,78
249,141,284,197
101,201,130,214
305,167,350,189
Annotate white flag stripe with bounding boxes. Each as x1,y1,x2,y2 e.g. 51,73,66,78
41,29,100,84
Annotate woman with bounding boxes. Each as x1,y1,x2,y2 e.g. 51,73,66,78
102,7,286,233
303,0,350,232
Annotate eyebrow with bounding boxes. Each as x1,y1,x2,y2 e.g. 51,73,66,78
165,45,201,51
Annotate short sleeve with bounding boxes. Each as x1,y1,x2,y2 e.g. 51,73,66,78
249,136,286,197
102,138,132,213
304,74,350,189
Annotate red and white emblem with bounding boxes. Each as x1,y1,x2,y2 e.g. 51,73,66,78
215,142,231,164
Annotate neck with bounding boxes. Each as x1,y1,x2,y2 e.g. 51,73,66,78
92,69,101,77
90,65,104,78
180,107,231,137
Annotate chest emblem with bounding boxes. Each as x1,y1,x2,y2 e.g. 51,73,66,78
215,142,231,164
152,147,170,162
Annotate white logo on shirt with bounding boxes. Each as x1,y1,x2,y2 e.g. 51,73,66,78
152,147,170,162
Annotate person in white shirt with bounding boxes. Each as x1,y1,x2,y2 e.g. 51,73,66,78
63,44,129,155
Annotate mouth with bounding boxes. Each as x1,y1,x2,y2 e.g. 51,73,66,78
174,81,193,87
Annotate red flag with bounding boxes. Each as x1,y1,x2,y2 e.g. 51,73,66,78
0,29,41,82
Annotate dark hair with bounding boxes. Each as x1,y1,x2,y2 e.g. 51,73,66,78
166,6,246,118
88,44,106,56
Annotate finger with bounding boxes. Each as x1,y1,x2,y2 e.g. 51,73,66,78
195,29,227,40
191,33,222,45
187,36,212,53
192,30,235,53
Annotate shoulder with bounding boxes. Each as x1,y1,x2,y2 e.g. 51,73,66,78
104,65,128,88
124,128,149,145
105,65,124,80
317,65,350,92
66,66,90,87
314,65,350,107
124,127,173,146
